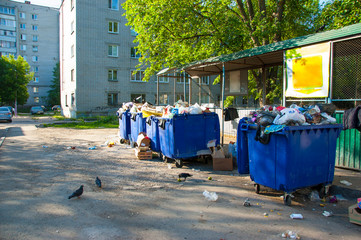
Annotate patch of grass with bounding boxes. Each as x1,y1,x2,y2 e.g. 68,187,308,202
43,115,119,129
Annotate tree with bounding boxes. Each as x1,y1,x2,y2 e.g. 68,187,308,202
47,62,60,106
123,0,320,104
317,0,361,31
0,55,33,105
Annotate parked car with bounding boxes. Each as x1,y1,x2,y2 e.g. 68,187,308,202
52,105,61,111
30,106,44,115
0,107,12,122
2,106,15,116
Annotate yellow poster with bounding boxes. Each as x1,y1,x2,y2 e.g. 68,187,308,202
285,42,330,98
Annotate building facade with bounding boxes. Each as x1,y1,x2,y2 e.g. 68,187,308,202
60,0,220,118
0,0,59,107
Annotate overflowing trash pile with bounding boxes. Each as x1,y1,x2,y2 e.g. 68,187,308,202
117,100,212,119
244,103,337,127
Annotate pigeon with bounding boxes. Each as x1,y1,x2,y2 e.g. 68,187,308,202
68,185,84,199
178,173,192,181
95,176,102,188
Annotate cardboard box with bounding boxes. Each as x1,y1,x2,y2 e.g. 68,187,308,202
136,133,150,147
134,148,152,160
213,157,233,171
348,204,361,226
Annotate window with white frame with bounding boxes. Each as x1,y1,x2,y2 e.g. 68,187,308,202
71,93,75,105
71,0,74,10
0,18,16,27
34,97,39,103
0,6,15,15
176,93,188,102
71,69,74,81
131,93,146,102
32,25,38,31
130,70,145,82
71,21,74,34
108,45,118,57
108,0,119,10
32,14,38,20
158,94,168,105
20,45,26,51
32,35,38,42
32,56,38,62
34,66,39,73
201,76,209,85
157,74,170,83
108,21,119,33
108,69,117,81
32,45,38,52
131,47,141,58
20,34,26,40
19,12,25,18
34,76,39,82
71,45,74,57
176,73,190,84
33,87,38,93
108,93,118,105
20,23,26,29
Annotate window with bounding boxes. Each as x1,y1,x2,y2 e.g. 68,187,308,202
130,28,138,37
0,18,16,27
0,40,16,48
157,74,170,83
32,45,38,52
130,70,145,82
108,21,119,33
71,45,74,57
20,34,26,40
23,56,27,61
32,35,38,42
0,7,15,15
201,93,210,103
32,14,38,20
157,94,168,105
108,69,117,81
71,21,74,34
108,0,119,10
32,56,38,62
20,23,26,29
108,45,118,57
34,97,39,103
108,93,118,105
33,87,39,93
34,67,39,73
20,45,26,51
176,94,188,102
131,47,141,58
131,94,146,102
0,30,16,37
65,95,68,107
71,0,74,10
19,12,25,18
176,73,190,84
71,69,74,81
71,93,75,105
32,25,38,31
201,76,209,85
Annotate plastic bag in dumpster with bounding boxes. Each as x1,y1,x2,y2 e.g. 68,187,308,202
273,108,306,126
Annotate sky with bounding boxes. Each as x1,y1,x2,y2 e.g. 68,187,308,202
10,0,62,8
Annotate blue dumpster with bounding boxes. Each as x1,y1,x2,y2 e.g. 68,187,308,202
145,116,161,152
159,112,220,167
130,112,147,144
117,110,131,143
240,123,342,205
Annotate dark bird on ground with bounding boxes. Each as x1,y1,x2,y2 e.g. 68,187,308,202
95,176,102,188
178,173,193,181
68,185,84,199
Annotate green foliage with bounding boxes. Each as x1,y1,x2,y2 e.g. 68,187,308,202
47,62,60,106
317,0,361,31
43,115,118,129
0,55,33,105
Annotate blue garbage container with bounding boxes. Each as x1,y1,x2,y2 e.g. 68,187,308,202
158,112,220,167
145,116,161,152
240,123,342,205
117,110,131,143
130,112,147,144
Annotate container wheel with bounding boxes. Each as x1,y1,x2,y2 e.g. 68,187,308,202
254,184,260,194
175,159,183,168
120,138,125,144
318,185,330,199
284,194,292,206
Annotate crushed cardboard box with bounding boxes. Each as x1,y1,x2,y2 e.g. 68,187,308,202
137,132,150,147
211,146,233,171
349,204,361,226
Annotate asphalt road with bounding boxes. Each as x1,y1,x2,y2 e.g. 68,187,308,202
1,116,361,240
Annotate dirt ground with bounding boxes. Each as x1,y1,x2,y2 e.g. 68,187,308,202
0,116,361,240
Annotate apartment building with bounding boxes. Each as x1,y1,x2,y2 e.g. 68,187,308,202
0,0,59,106
60,0,220,118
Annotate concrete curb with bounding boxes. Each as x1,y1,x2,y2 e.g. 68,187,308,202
0,128,8,147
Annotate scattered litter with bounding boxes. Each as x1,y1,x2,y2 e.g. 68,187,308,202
281,230,300,239
42,145,48,148
322,211,333,217
277,212,282,216
192,168,200,172
66,147,71,149
88,146,97,150
340,180,352,186
290,214,303,219
243,198,251,207
329,195,337,203
203,190,218,201
263,212,269,217
208,177,212,180
334,194,347,201
167,164,172,169
320,204,326,207
309,190,320,201
107,141,115,147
